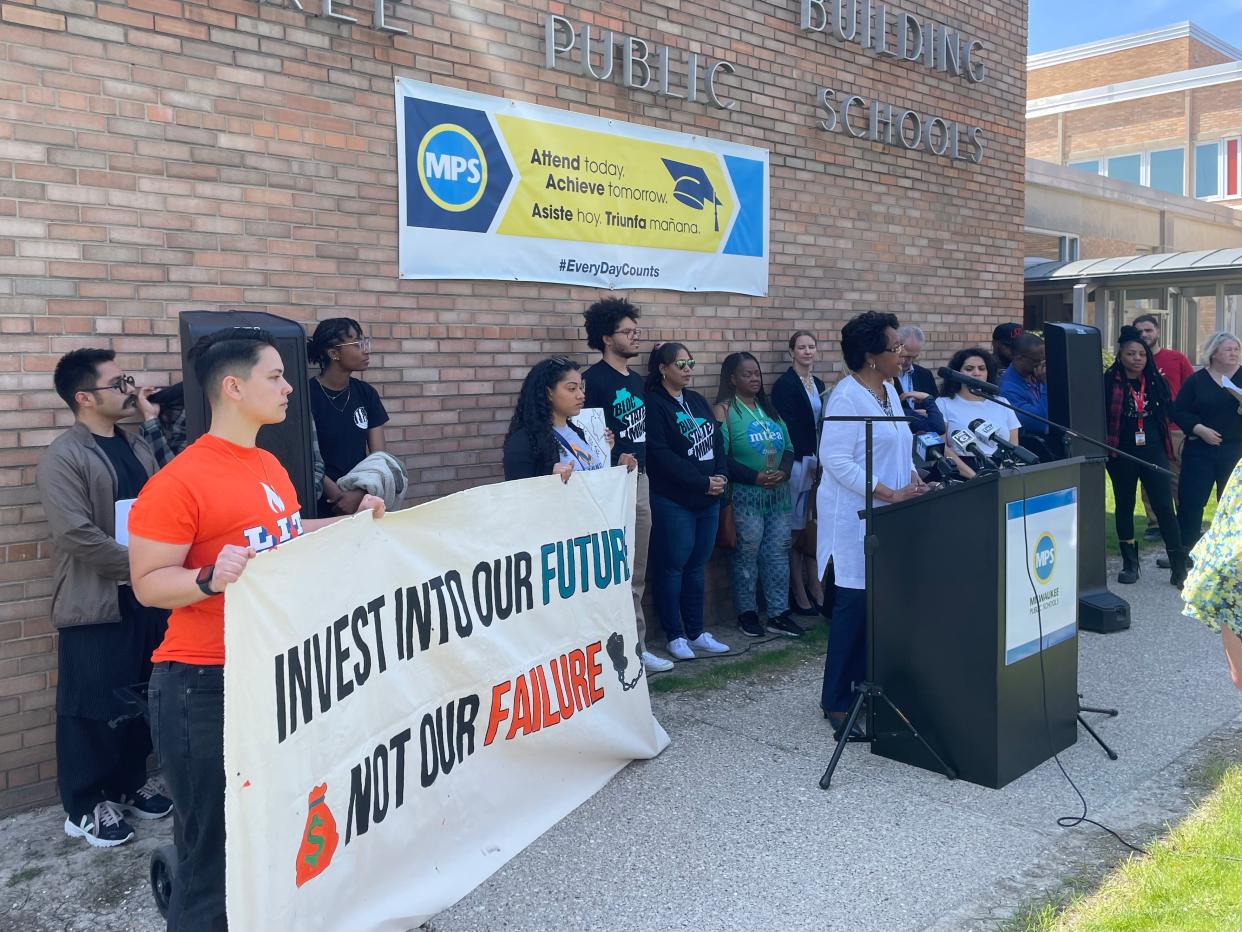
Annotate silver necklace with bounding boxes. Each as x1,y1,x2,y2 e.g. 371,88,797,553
316,377,352,413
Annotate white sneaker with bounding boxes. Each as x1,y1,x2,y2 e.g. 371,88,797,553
690,632,730,653
667,638,695,660
64,801,135,848
641,650,674,672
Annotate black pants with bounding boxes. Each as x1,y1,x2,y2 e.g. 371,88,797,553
56,590,166,820
149,662,227,932
821,586,866,714
1178,439,1242,548
1107,445,1182,556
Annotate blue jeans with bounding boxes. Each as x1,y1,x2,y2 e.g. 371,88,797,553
649,494,719,643
821,586,866,714
148,662,227,932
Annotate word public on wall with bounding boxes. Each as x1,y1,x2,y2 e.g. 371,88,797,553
224,469,670,929
545,1,990,165
394,78,770,295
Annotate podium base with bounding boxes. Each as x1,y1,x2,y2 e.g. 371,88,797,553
1079,590,1130,633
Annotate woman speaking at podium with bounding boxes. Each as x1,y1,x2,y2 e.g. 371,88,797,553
816,312,930,736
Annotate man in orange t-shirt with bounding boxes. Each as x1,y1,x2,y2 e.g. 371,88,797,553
128,328,384,932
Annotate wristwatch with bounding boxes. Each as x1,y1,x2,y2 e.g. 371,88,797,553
196,564,216,597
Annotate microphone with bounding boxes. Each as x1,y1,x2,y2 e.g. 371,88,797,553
968,418,1040,466
938,367,1000,397
914,433,963,483
951,429,999,469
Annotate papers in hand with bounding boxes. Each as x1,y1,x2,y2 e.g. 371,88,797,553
114,498,135,545
570,408,611,468
1222,374,1242,397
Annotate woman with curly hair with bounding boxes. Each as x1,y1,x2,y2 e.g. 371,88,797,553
503,356,631,481
1105,326,1185,587
307,317,389,515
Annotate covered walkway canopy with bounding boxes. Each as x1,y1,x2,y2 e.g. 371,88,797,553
1024,248,1242,361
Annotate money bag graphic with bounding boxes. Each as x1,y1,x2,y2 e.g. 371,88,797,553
295,783,340,888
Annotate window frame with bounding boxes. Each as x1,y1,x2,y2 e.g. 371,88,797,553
1065,147,1187,196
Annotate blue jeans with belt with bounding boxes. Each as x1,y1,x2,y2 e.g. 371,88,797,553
148,661,227,932
649,494,719,643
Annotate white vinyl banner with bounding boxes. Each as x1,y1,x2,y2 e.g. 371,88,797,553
1004,487,1078,665
395,78,770,295
223,469,669,930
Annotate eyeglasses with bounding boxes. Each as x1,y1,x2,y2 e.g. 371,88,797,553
673,359,696,371
336,338,372,352
86,375,136,394
884,345,903,354
615,328,641,338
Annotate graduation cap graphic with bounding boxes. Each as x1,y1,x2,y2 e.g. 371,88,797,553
661,158,722,232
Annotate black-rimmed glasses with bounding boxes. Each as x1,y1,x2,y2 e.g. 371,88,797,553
87,375,136,394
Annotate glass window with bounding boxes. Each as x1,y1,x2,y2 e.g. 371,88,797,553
1106,154,1142,185
1068,160,1100,175
1149,148,1184,195
1195,141,1219,198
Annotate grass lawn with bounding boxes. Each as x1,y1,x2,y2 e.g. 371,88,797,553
1018,764,1242,932
648,617,829,694
1102,481,1218,554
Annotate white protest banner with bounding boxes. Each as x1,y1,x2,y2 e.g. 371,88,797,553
395,78,769,295
224,468,668,930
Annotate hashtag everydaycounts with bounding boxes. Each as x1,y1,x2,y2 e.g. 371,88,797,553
557,258,661,278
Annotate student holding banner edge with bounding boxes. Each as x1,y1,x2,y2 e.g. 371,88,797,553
127,329,385,932
582,298,673,673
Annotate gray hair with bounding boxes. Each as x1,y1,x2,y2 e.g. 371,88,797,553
896,325,925,344
1201,331,1241,367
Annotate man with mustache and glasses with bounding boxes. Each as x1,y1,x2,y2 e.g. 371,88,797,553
36,349,175,848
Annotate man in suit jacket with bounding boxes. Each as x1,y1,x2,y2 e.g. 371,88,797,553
896,325,938,397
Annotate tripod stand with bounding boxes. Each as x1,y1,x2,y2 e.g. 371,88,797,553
817,413,957,790
1077,695,1119,760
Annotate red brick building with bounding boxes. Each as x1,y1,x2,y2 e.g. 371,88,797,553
0,0,1027,812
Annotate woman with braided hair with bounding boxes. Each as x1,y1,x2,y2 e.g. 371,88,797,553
503,356,632,481
1104,326,1186,588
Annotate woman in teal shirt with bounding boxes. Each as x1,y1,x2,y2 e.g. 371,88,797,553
714,353,803,639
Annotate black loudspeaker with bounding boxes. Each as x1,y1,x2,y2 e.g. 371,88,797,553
1044,322,1107,459
178,310,318,519
1079,590,1131,634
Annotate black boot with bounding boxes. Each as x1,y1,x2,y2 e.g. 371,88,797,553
1168,549,1188,589
1118,540,1140,584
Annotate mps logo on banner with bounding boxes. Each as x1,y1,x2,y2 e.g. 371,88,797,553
403,98,513,233
1004,488,1078,666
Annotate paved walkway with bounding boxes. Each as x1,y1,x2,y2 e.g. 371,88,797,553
1,552,1239,931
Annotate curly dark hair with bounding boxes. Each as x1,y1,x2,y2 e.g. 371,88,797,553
939,347,998,397
645,342,690,391
1109,325,1172,413
307,317,363,370
840,312,899,372
583,297,640,353
715,352,779,420
506,356,581,476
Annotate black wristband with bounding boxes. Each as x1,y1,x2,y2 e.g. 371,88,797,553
195,564,216,597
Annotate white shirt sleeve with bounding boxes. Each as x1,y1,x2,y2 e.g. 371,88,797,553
820,388,870,497
1000,401,1022,434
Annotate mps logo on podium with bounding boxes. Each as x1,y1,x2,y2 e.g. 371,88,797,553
1004,489,1078,665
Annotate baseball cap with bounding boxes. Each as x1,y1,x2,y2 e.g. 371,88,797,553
992,322,1023,346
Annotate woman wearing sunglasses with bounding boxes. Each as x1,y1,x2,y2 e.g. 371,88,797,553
645,342,731,661
307,318,389,515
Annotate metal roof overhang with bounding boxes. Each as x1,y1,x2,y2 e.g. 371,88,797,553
1025,249,1242,294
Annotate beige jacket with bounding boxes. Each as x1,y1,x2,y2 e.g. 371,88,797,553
35,421,161,628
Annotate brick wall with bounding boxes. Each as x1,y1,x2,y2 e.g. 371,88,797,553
1028,37,1231,99
0,0,1028,812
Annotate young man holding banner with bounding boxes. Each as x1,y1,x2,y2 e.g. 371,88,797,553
583,298,674,673
127,329,385,931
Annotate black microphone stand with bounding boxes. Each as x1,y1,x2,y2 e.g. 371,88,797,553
950,378,1127,762
818,413,957,790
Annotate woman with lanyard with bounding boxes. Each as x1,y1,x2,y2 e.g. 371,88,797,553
503,356,632,481
714,352,803,639
646,342,731,661
307,318,389,515
771,330,828,615
1104,326,1185,587
935,347,1020,479
816,312,930,737
1174,331,1242,551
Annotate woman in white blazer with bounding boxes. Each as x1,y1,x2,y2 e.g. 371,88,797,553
816,312,931,736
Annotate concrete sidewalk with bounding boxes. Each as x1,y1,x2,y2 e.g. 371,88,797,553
1,552,1238,931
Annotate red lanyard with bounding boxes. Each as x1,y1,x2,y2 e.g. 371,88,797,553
1127,376,1147,431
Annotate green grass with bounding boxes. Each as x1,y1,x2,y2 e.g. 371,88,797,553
1018,765,1242,932
1102,482,1218,554
649,619,829,694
